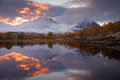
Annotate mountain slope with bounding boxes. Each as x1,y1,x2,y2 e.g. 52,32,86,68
72,19,98,31
0,18,98,34
0,18,72,34
0,22,12,32
0,22,11,28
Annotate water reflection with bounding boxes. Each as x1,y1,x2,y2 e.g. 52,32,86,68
0,52,50,75
0,52,66,79
1,41,119,61
0,41,120,80
0,41,56,49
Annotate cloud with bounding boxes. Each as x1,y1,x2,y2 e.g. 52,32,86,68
0,0,29,18
0,0,66,18
0,0,120,25
68,0,92,7
0,0,67,26
57,0,120,24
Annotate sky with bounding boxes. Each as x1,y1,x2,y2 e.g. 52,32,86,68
0,0,120,25
30,0,69,7
29,0,85,8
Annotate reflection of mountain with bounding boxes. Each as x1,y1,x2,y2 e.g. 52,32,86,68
0,52,65,79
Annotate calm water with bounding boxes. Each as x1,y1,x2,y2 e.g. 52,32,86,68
0,42,120,80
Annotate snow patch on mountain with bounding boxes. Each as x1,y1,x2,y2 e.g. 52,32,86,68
0,18,73,34
0,18,98,33
72,19,98,31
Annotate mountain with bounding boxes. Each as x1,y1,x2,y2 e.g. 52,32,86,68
0,22,11,28
0,18,98,34
0,22,12,32
0,18,72,34
72,19,98,31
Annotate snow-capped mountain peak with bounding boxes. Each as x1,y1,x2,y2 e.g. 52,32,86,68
0,18,98,34
72,19,98,31
39,18,59,24
75,19,98,28
0,18,71,34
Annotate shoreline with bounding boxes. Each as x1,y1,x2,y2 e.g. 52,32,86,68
78,40,120,45
0,39,120,45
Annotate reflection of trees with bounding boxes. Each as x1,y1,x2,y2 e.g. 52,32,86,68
4,42,13,50
17,42,25,48
79,44,120,61
58,42,120,61
0,41,56,49
0,42,26,49
101,48,120,61
48,41,53,48
0,41,120,61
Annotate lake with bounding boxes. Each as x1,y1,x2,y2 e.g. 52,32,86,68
0,41,120,80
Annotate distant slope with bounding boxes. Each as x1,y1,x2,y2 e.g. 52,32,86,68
72,19,98,31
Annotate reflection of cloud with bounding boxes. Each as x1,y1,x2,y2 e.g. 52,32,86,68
25,69,91,80
65,69,91,80
0,52,50,75
0,51,66,80
66,69,88,75
66,77,74,80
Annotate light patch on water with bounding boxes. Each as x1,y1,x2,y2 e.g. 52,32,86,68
24,69,89,80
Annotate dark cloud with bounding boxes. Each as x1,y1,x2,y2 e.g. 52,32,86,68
0,0,29,18
57,0,120,24
48,6,67,17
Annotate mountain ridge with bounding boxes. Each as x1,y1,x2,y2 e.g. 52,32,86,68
0,18,98,34
0,18,71,34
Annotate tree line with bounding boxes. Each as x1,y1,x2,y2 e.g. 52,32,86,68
0,32,56,40
58,20,120,42
79,20,120,37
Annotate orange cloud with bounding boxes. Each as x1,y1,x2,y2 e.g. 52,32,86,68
0,2,52,26
66,77,74,80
